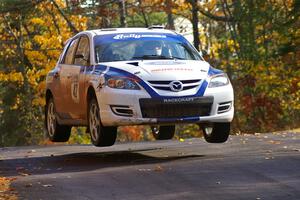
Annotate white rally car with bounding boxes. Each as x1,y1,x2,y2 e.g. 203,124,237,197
45,27,234,147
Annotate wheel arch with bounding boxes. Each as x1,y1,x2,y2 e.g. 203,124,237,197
86,85,97,133
87,85,97,104
46,89,53,104
45,89,53,130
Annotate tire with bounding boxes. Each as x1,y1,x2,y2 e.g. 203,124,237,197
45,98,71,142
202,122,230,143
88,98,117,147
151,125,175,140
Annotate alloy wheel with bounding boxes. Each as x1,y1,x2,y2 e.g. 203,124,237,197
89,103,101,142
47,102,56,137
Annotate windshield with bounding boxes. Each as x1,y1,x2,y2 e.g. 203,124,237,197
94,33,202,63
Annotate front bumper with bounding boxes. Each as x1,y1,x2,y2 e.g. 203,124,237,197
96,84,234,126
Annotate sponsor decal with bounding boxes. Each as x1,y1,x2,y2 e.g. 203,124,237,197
113,34,167,40
151,68,193,72
163,97,196,103
146,61,185,65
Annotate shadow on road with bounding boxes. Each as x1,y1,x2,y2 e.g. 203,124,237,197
1,149,205,177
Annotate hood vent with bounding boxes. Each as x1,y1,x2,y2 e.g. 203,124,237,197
126,62,139,66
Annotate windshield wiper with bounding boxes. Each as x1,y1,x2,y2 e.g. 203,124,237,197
168,56,185,60
131,55,184,60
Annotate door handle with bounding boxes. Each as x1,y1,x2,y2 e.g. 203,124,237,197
67,74,72,79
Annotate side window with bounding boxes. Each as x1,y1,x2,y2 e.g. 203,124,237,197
172,44,194,60
58,40,70,63
63,38,79,65
74,36,90,66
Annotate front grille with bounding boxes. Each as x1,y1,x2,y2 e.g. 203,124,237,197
147,79,201,92
139,97,213,118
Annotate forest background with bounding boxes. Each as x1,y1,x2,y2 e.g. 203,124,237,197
0,0,299,146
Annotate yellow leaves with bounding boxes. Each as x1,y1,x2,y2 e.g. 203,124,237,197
171,1,190,15
0,71,24,84
32,97,45,106
24,41,32,49
0,0,88,111
250,61,300,111
30,17,45,25
33,35,61,50
200,0,217,11
25,50,48,67
26,68,47,87
227,39,237,52
10,96,20,110
0,177,18,200
210,42,222,57
70,15,88,31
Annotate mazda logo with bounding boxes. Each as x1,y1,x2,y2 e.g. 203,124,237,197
170,80,183,92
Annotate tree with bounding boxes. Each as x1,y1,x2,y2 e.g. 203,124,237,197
186,0,201,50
0,0,87,146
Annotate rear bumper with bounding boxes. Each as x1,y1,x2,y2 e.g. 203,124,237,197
97,84,234,126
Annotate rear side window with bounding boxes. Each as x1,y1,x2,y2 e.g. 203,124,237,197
74,36,90,66
63,38,79,65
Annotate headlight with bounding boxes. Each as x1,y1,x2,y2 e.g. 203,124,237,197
106,76,140,90
208,74,229,88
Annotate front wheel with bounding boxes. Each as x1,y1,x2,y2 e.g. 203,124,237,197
88,98,117,147
45,98,71,142
201,122,230,143
151,125,175,140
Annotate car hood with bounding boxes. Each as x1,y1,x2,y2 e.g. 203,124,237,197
103,60,210,81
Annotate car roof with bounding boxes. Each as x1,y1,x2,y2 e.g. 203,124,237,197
82,28,178,36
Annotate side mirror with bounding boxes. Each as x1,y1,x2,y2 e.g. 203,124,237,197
74,54,85,59
74,53,90,66
200,49,208,57
200,50,209,60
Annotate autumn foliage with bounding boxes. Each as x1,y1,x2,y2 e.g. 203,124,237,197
0,0,299,146
0,177,18,200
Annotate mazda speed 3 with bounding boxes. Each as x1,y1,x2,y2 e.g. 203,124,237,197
45,27,234,146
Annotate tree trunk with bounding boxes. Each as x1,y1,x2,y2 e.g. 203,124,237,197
51,0,78,34
187,0,201,51
118,0,127,27
138,0,149,27
98,0,111,28
165,0,175,30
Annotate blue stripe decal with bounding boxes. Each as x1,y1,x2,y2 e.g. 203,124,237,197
107,67,161,97
94,65,107,73
195,80,208,96
106,67,208,99
80,66,85,73
208,66,223,76
157,116,200,123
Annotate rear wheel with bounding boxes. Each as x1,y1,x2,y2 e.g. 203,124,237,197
88,98,117,147
202,122,230,143
45,98,71,142
151,125,175,140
